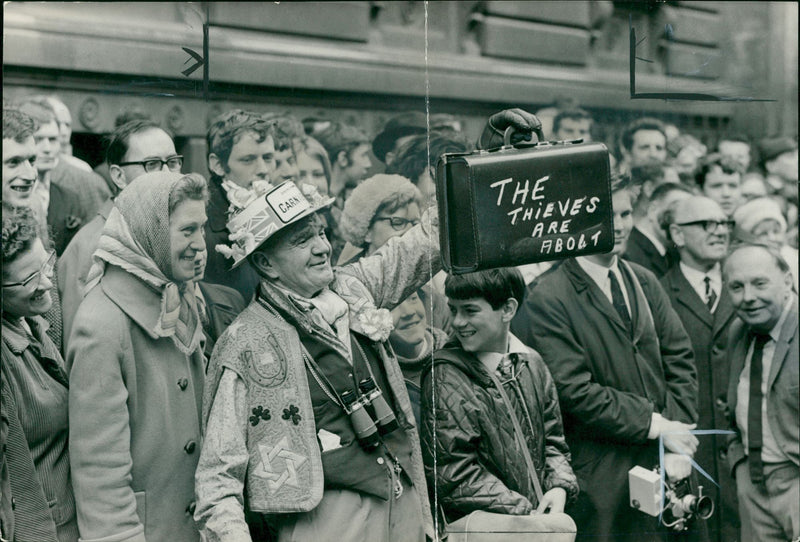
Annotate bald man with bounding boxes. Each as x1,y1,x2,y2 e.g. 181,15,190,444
625,180,692,277
661,197,739,542
723,244,798,541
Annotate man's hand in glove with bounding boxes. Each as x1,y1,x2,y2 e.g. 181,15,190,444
478,108,543,150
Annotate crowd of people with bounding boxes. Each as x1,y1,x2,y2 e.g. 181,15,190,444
1,95,798,542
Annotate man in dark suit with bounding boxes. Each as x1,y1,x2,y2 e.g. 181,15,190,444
513,175,701,541
723,244,798,542
662,196,739,542
625,180,692,277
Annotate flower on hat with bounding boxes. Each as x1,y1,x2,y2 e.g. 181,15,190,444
297,182,332,208
215,228,256,260
221,179,274,214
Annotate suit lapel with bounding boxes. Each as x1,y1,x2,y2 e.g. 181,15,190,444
727,320,749,414
669,267,713,328
767,298,798,391
711,289,735,340
566,259,631,337
631,228,667,275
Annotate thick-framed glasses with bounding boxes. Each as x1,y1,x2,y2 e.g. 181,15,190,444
118,155,183,173
373,217,420,231
675,219,735,233
2,250,56,290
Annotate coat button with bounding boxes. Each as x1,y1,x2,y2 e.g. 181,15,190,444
11,497,15,510
186,501,197,516
177,378,189,391
377,457,385,465
184,440,197,454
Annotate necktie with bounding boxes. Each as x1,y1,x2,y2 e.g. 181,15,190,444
704,276,717,312
608,270,632,332
747,332,771,487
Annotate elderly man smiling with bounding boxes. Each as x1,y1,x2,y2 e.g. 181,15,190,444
195,179,438,542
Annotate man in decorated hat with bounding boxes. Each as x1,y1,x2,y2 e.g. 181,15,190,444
195,179,439,542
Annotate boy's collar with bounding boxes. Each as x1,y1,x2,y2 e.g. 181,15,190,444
474,333,529,372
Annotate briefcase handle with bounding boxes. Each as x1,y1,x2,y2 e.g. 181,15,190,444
503,125,546,147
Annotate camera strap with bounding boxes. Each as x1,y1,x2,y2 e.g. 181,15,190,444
487,367,544,503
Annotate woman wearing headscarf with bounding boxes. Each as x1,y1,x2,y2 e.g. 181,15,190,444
2,207,78,542
67,171,208,542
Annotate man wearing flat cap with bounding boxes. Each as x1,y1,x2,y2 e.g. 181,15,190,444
195,180,438,542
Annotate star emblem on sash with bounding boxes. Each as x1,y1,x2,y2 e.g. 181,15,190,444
255,436,307,492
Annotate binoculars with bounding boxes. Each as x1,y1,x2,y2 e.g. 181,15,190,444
340,377,399,452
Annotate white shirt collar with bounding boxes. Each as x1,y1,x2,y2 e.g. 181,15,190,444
576,255,619,284
636,226,666,256
576,256,632,314
680,261,721,289
475,333,530,374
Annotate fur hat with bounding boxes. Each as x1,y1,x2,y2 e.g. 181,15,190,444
339,174,422,247
732,196,787,235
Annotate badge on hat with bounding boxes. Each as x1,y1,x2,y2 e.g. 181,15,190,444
215,181,335,269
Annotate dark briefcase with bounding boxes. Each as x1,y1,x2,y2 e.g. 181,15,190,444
436,131,614,274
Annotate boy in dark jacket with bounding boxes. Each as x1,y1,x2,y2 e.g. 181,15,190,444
420,267,578,525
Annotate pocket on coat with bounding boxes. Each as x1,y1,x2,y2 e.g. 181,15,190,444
134,491,146,527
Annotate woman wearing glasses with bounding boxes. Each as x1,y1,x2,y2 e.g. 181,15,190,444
1,207,79,542
337,174,424,265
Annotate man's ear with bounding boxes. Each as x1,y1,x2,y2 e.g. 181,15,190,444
109,165,127,191
783,270,793,293
501,298,519,322
250,250,279,281
208,153,227,178
669,224,685,248
335,150,349,169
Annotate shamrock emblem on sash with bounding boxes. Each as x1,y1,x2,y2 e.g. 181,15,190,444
250,406,271,426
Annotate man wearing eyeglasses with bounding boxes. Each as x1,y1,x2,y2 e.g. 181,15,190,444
57,119,181,351
662,197,740,542
58,118,246,358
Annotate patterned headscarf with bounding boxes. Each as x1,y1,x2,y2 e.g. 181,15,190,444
86,171,204,355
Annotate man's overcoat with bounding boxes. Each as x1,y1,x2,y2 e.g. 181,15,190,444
512,258,698,541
